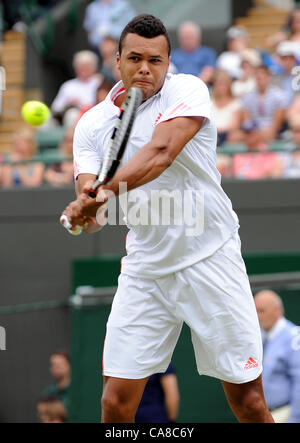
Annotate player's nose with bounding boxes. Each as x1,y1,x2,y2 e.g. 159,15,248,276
138,60,150,75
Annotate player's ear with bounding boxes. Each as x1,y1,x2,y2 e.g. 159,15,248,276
116,52,121,69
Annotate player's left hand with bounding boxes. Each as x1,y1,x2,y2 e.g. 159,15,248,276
61,181,110,229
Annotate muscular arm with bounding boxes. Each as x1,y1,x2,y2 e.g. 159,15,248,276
104,116,204,195
63,116,204,229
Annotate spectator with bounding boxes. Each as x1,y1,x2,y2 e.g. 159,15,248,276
280,115,300,178
83,0,136,53
266,6,300,52
51,51,102,127
232,49,261,98
98,35,119,84
171,21,217,83
135,364,180,423
42,350,70,410
217,26,253,80
37,395,67,423
0,128,44,188
44,129,74,187
96,78,115,103
211,70,243,146
254,290,300,423
241,65,288,144
232,126,283,180
274,41,298,107
76,77,115,122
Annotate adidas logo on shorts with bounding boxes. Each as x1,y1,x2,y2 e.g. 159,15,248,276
244,357,259,370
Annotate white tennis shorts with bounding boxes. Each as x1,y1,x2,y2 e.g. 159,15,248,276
103,233,263,384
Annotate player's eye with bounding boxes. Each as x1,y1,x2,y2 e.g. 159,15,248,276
129,56,140,62
150,58,162,63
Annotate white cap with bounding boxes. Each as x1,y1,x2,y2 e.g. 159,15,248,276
240,49,261,67
226,26,248,40
277,41,296,57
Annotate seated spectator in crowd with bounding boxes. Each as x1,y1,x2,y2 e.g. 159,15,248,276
273,41,298,107
254,290,300,423
241,65,288,144
135,363,180,423
266,6,300,53
37,395,67,423
217,26,253,80
211,70,243,145
42,350,70,411
171,21,217,84
0,128,44,188
83,0,136,54
44,129,74,187
51,51,102,127
232,128,283,180
98,35,119,84
96,78,115,103
76,77,115,122
232,49,261,98
280,115,300,178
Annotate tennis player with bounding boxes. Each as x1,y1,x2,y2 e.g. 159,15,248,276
62,14,274,423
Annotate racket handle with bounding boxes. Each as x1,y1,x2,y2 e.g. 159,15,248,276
60,215,83,236
88,189,97,198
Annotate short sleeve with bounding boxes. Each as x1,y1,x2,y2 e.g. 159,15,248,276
73,110,102,180
157,74,212,126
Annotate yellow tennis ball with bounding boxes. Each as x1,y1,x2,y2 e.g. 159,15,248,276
21,101,50,126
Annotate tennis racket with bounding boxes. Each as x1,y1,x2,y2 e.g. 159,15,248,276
60,86,143,235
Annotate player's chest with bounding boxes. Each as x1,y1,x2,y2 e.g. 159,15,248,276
97,105,162,160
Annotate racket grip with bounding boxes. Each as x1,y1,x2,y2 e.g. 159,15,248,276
60,215,83,236
88,189,97,198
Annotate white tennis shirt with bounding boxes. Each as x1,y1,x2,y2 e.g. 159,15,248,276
73,73,239,278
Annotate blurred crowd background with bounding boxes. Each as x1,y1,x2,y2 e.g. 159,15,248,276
0,0,299,187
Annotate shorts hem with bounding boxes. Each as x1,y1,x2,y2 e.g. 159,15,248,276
198,368,263,384
103,365,170,380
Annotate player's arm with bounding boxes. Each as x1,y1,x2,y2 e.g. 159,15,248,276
160,374,180,422
63,116,204,228
103,115,204,195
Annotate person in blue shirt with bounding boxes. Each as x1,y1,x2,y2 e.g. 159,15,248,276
83,0,136,52
254,290,300,423
171,21,217,84
135,363,180,423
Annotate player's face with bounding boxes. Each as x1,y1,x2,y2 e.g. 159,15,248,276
117,33,170,101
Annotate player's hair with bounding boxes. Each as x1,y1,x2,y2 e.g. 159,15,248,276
118,14,171,56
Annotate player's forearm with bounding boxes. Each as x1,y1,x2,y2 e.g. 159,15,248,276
104,140,172,195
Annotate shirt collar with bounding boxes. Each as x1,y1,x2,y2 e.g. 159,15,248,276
107,79,164,111
266,317,287,341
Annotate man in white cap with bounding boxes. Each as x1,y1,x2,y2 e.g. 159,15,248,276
274,41,298,106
